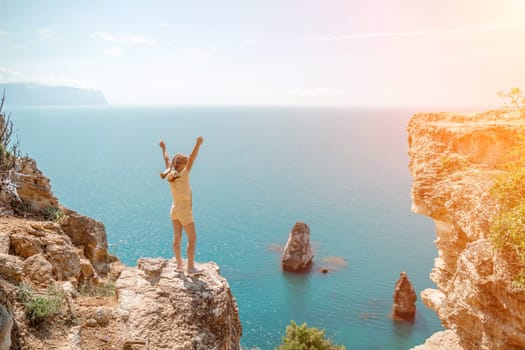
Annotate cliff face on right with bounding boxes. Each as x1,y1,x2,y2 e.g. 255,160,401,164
408,110,525,350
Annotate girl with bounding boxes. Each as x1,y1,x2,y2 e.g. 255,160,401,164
159,136,203,276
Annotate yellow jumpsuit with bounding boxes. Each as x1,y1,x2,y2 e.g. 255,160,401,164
167,168,193,225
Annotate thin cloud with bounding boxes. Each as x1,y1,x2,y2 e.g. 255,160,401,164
104,46,124,57
286,88,350,96
0,67,27,82
242,39,263,46
183,46,217,64
308,25,525,41
153,23,169,29
92,31,157,46
36,27,55,39
0,30,7,37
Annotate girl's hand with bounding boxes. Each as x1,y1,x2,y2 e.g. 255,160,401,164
159,140,166,149
196,136,203,145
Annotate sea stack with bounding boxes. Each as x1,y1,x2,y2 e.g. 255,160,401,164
393,271,417,320
281,222,313,272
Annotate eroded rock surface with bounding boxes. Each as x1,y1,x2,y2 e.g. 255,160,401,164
0,303,13,350
0,156,242,350
60,210,110,276
411,330,463,350
408,110,525,350
0,283,19,350
0,218,88,284
115,258,242,350
392,271,417,320
15,158,58,211
281,222,313,272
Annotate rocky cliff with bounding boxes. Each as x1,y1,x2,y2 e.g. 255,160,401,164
0,158,242,349
115,258,242,349
408,110,525,350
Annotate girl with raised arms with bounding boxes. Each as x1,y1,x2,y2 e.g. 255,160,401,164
159,136,203,276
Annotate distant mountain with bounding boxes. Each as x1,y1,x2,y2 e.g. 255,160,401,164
0,83,108,105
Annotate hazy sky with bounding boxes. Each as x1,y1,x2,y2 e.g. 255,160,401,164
1,0,525,106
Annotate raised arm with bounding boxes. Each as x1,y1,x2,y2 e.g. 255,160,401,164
159,140,170,169
186,136,203,173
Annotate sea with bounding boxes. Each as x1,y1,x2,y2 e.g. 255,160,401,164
8,105,443,349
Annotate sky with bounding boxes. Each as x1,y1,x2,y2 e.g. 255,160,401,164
1,0,525,107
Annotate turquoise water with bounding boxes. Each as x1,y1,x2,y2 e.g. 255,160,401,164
9,105,442,349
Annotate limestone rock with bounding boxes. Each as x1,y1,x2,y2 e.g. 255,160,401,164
85,319,98,328
0,233,9,254
281,222,313,272
15,158,58,211
10,233,43,257
60,210,109,275
0,159,117,348
0,189,16,216
137,257,167,281
23,254,54,287
62,325,81,350
45,235,81,280
0,278,19,349
94,307,110,327
0,304,12,350
79,258,95,282
411,330,464,350
0,217,86,283
420,288,445,312
0,155,243,350
115,258,242,349
0,253,22,282
60,281,78,299
408,110,525,350
109,260,126,281
392,271,417,320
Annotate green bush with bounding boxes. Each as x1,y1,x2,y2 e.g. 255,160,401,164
17,283,65,324
490,133,525,288
276,321,346,350
42,206,67,223
25,295,62,324
490,203,525,255
0,91,23,185
16,282,33,304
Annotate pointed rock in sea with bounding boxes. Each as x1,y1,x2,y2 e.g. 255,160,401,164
393,271,417,320
281,222,313,272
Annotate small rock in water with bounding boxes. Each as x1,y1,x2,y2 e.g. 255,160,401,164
281,222,313,272
392,271,417,320
320,268,329,274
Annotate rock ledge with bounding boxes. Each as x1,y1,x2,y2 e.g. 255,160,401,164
115,258,242,350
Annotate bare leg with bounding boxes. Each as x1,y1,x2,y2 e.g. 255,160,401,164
183,222,197,271
172,219,183,268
